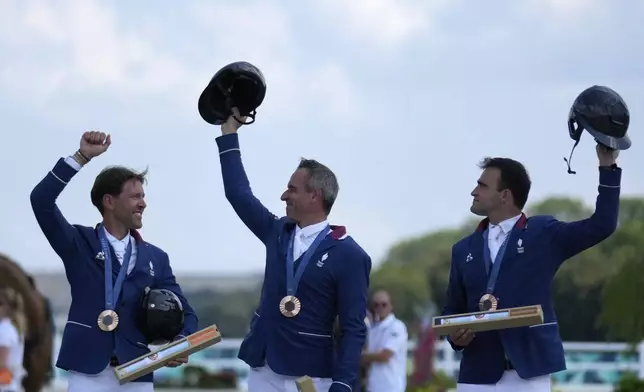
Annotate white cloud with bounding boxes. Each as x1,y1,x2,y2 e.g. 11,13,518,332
313,0,449,48
306,63,360,122
535,0,603,17
0,0,363,122
519,0,612,33
0,0,197,106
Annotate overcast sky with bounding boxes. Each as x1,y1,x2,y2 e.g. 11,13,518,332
1,0,642,275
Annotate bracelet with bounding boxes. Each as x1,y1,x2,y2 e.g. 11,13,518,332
77,150,90,162
72,150,90,166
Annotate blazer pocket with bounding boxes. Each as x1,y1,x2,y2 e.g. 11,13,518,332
296,331,332,339
294,331,334,349
529,321,558,329
66,320,92,329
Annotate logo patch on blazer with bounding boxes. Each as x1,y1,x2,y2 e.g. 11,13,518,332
316,253,328,268
149,261,155,276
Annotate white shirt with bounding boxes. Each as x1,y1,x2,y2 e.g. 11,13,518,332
487,214,521,262
365,314,408,392
292,220,329,260
103,227,137,275
0,318,25,392
64,156,138,275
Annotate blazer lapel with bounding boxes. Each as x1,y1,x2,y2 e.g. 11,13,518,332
469,230,488,277
109,246,123,278
497,226,524,270
284,225,343,272
89,227,104,266
311,225,346,256
91,225,117,278
279,221,296,259
128,230,151,280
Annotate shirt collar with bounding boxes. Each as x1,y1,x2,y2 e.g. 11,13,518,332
491,214,522,235
295,220,329,239
103,226,132,245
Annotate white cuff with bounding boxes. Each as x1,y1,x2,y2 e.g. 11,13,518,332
64,156,82,171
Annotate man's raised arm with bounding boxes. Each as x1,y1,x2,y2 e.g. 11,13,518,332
549,145,622,263
31,132,111,263
215,111,277,244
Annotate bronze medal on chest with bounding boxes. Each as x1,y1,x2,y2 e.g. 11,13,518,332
98,309,120,331
479,294,498,312
279,295,302,318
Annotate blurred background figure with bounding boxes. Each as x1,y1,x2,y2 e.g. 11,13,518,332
24,275,55,387
0,288,26,392
362,290,409,392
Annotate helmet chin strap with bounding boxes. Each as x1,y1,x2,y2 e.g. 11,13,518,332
563,139,580,175
217,77,259,125
226,95,256,124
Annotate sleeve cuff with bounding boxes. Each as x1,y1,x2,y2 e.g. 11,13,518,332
51,157,81,183
598,165,621,188
330,380,353,392
447,336,464,352
64,156,82,171
215,133,240,154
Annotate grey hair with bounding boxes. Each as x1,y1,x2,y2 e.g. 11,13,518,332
297,158,339,215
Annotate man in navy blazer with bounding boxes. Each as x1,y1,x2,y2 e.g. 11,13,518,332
30,131,198,391
441,144,622,392
215,109,372,392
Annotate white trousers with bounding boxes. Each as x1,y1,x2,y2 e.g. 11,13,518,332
457,371,551,392
248,365,333,392
67,366,154,392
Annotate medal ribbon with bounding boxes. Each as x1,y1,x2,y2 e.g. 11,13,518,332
99,224,133,312
482,227,512,295
286,225,330,297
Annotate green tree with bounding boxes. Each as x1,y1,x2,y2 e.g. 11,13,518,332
600,197,644,343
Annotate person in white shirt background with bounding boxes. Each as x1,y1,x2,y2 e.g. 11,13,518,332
0,289,26,392
361,290,409,392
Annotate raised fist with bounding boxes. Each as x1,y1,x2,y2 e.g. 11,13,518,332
221,107,247,135
596,143,619,167
80,131,111,159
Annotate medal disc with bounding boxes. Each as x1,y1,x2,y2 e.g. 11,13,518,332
97,309,120,332
279,295,302,318
478,294,498,312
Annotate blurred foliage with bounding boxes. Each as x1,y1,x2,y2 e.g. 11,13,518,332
185,196,644,345
156,365,238,389
613,371,644,392
405,370,456,392
185,287,261,338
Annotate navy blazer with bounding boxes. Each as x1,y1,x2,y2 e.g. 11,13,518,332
441,166,622,384
216,134,372,392
30,158,198,382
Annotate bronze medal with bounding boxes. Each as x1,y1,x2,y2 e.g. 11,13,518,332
479,294,498,312
98,309,119,332
279,295,302,318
